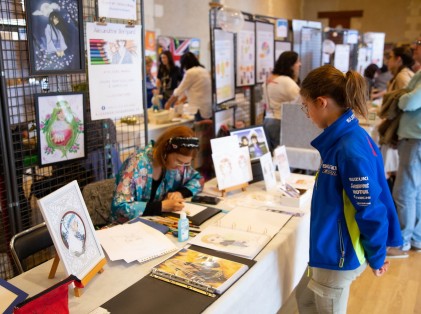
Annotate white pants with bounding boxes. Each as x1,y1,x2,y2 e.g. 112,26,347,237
295,261,367,314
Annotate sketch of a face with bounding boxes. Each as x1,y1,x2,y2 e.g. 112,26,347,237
238,155,248,169
60,212,86,257
219,158,232,176
202,234,225,244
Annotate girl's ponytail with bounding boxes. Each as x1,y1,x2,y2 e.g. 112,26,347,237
345,70,368,119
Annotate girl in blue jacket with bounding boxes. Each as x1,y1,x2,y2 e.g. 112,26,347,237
295,65,402,313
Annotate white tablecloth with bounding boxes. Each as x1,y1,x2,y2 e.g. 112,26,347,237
9,174,313,314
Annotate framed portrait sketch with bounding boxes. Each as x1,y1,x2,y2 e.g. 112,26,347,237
37,181,105,279
25,0,85,75
35,92,85,166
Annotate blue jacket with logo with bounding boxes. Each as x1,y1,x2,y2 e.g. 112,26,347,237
310,109,402,271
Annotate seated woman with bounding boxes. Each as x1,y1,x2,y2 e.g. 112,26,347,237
111,126,203,223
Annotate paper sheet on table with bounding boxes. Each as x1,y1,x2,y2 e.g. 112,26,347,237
96,222,177,263
224,193,306,216
215,207,291,237
172,203,208,217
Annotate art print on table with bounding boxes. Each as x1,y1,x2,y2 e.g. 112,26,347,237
230,125,269,161
26,0,85,75
260,153,277,191
211,146,252,190
37,181,105,279
273,145,291,182
35,92,85,166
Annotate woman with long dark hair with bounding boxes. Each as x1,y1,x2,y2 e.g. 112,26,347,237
45,11,69,57
263,51,301,152
156,51,182,103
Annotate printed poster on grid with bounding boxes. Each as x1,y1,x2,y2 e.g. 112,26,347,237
86,22,143,120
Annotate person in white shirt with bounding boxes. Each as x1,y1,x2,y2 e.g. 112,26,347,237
165,52,212,121
263,51,301,152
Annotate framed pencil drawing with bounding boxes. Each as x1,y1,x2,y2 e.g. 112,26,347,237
35,92,86,166
37,181,105,279
25,0,85,75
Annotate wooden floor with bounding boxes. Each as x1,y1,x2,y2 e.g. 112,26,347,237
279,250,421,314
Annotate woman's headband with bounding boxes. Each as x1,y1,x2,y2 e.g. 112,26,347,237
167,137,199,151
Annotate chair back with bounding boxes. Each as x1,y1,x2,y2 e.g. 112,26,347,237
10,222,54,274
82,178,115,226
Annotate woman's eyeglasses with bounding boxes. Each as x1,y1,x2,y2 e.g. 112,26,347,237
301,104,309,117
174,161,191,167
413,40,421,46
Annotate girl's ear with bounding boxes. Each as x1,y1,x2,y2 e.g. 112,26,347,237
315,96,328,109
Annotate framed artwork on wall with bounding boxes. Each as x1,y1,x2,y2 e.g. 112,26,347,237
37,181,105,279
236,20,255,87
25,0,85,75
35,92,85,166
255,21,275,84
214,29,235,105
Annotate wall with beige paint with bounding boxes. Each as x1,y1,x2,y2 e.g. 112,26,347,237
301,0,421,44
151,0,302,68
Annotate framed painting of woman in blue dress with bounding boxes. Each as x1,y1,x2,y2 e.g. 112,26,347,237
25,0,85,75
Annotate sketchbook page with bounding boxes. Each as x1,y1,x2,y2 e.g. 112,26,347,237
172,203,208,217
213,150,251,190
222,193,307,216
188,225,271,259
215,207,291,237
96,222,177,263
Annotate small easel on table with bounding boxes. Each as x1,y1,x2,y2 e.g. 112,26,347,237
48,252,107,297
219,182,248,197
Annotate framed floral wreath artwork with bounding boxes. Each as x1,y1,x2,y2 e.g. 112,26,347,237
35,92,85,166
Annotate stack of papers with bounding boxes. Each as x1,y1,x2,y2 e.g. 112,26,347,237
96,222,177,263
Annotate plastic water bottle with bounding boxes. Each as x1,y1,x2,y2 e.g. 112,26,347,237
177,212,189,242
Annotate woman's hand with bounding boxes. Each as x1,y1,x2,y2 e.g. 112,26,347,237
371,260,390,277
166,192,183,200
162,199,185,212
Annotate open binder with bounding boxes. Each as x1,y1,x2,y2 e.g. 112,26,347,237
100,245,255,314
165,205,221,226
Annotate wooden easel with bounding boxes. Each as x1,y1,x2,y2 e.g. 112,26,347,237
48,252,107,297
220,182,248,197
